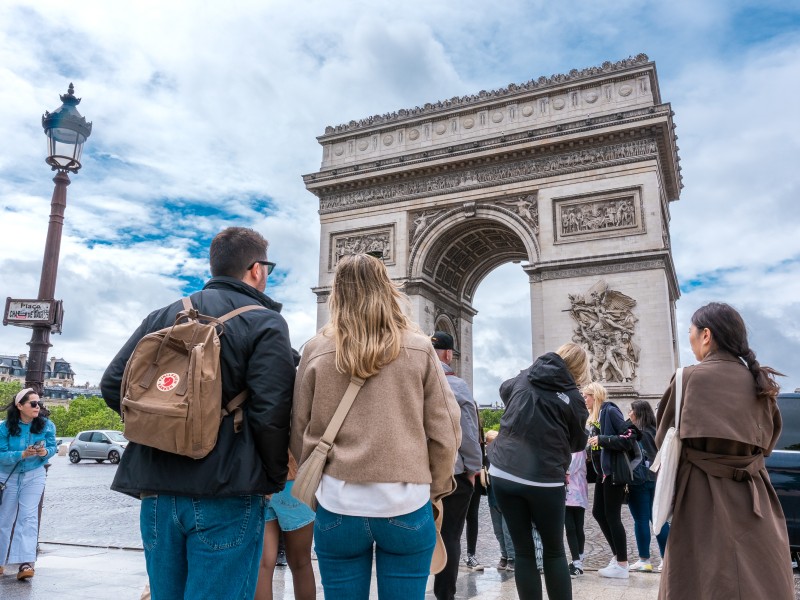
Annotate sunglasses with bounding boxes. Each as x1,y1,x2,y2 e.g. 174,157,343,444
248,260,276,275
24,401,43,409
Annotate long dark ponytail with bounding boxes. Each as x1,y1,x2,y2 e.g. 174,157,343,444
691,302,783,401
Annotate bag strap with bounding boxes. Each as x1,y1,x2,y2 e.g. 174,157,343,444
674,367,684,431
317,376,367,451
2,460,22,486
182,297,266,323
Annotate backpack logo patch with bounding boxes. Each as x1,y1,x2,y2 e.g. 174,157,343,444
557,392,571,405
157,373,180,392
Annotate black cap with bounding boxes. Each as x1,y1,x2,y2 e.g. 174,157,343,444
431,331,456,351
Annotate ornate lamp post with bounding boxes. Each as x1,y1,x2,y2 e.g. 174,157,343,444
22,84,92,393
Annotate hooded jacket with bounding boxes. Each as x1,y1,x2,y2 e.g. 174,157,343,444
101,277,296,498
487,352,589,484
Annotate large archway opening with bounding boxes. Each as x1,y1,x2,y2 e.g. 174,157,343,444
471,262,532,407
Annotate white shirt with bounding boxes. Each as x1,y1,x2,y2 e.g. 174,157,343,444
316,474,430,518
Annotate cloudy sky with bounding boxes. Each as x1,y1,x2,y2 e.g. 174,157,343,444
0,0,798,403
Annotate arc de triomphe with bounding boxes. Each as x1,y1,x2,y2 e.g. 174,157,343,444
303,54,682,403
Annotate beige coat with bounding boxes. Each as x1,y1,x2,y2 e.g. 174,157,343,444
656,351,793,600
290,330,461,504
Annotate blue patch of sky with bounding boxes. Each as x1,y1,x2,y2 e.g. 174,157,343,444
765,256,800,274
179,275,207,295
679,266,742,293
728,5,800,47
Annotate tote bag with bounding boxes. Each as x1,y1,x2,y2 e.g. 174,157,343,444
650,367,684,532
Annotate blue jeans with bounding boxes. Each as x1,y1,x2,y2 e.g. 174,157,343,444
314,502,436,600
627,480,670,559
0,467,46,565
140,494,266,600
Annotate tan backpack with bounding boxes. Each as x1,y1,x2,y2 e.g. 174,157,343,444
120,297,265,459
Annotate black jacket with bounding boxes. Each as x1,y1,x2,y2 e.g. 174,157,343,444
100,277,296,498
488,353,589,484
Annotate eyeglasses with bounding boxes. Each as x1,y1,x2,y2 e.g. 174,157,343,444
25,401,43,408
248,260,276,275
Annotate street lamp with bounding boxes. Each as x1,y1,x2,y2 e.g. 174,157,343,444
22,84,92,393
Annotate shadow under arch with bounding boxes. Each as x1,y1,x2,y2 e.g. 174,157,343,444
408,203,540,303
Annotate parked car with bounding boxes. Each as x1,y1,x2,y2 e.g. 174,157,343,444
68,430,128,464
766,392,800,560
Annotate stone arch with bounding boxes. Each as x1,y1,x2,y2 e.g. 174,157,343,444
409,204,539,303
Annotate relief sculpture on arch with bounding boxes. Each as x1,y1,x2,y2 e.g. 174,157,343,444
566,280,640,384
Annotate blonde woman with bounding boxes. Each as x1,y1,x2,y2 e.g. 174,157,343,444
585,381,634,579
290,254,461,600
487,343,590,600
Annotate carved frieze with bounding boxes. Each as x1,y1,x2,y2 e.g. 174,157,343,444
566,280,639,384
329,225,395,270
320,138,657,214
553,187,644,244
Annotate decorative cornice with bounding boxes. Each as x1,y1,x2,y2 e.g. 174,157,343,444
319,137,657,214
306,104,672,184
322,54,650,136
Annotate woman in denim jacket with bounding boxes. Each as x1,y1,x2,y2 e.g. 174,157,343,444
0,388,57,580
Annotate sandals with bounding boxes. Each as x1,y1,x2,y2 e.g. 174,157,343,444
17,563,34,580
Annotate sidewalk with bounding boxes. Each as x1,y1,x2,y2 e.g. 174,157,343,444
0,542,661,600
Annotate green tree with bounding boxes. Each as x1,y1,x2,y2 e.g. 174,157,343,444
46,395,122,436
479,408,504,431
0,381,22,406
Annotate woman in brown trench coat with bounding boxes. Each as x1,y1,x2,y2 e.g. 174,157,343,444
656,302,794,600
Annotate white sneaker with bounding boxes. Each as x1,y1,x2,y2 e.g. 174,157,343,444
629,559,653,572
598,563,630,579
606,557,618,568
655,559,664,573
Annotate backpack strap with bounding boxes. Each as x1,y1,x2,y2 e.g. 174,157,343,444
218,305,267,323
223,391,249,433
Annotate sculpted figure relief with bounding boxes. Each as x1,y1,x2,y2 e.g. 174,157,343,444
410,210,444,243
560,197,636,236
498,195,539,234
334,231,391,264
566,280,639,383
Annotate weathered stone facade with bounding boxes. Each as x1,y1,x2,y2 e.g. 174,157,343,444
304,55,682,401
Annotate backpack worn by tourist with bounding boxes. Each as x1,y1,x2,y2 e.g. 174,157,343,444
120,297,265,459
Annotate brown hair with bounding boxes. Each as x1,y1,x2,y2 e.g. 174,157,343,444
691,302,783,401
209,227,269,278
324,254,418,378
556,342,591,387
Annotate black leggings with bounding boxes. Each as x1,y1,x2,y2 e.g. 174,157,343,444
466,485,482,555
564,506,585,562
492,477,571,600
591,476,627,562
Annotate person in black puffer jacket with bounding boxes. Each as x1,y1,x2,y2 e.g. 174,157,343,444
488,343,590,600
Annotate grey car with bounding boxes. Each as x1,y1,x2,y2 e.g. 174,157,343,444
68,430,128,464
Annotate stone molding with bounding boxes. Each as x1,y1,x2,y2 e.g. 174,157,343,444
319,138,657,214
322,54,651,135
526,257,666,283
553,186,644,244
329,224,395,270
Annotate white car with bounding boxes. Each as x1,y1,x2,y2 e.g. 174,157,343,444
68,430,128,464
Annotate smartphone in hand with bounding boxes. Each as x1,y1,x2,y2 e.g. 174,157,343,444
32,440,45,449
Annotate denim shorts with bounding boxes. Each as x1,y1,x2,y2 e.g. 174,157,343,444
265,481,315,531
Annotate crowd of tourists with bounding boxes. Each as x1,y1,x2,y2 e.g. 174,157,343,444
0,227,795,600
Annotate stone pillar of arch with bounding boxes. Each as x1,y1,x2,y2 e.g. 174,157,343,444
305,54,682,404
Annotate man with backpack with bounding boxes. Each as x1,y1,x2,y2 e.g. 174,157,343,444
100,227,296,600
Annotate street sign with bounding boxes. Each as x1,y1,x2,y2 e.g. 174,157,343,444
3,298,64,333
